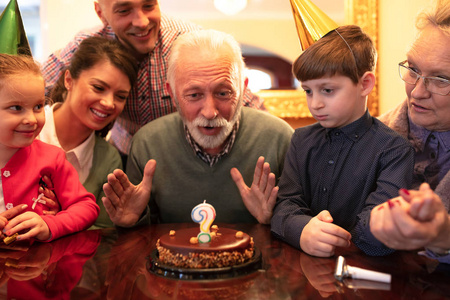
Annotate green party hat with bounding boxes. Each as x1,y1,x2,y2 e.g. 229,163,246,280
0,0,32,55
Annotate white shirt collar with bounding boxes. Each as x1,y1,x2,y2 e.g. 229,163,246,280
39,103,95,184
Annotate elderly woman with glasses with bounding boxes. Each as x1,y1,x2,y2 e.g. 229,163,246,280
368,0,450,263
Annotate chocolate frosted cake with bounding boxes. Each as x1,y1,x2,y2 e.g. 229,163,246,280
156,226,254,269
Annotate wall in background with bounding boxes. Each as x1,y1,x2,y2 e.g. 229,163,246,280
40,0,101,61
35,0,433,115
378,0,430,113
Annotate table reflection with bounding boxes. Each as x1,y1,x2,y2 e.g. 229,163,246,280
0,230,100,299
0,224,448,299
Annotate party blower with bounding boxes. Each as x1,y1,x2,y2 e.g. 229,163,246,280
334,256,391,283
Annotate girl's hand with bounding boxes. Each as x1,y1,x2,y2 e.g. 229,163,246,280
3,212,50,241
0,205,28,233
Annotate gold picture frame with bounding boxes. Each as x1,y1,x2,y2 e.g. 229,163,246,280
257,0,379,121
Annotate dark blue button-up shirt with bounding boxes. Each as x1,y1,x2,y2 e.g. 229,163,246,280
271,110,415,256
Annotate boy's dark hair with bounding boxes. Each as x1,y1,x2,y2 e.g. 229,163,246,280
292,25,377,84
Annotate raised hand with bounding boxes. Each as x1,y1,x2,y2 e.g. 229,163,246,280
230,156,278,224
102,159,156,227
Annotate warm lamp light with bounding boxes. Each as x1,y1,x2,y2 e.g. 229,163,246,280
214,0,248,16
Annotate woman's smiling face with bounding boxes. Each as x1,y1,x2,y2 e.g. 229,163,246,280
64,60,131,132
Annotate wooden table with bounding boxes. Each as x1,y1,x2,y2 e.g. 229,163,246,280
1,223,449,299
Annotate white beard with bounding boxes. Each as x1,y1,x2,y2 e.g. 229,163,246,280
186,115,234,149
185,102,242,150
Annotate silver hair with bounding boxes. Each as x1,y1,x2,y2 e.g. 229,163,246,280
166,29,246,102
416,0,450,36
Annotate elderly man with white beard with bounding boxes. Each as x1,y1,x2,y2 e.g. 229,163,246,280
101,29,294,227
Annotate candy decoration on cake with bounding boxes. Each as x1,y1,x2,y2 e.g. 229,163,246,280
191,200,216,243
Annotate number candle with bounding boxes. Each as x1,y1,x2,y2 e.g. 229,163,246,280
191,200,216,243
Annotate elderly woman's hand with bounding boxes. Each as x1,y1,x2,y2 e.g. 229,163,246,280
370,183,450,252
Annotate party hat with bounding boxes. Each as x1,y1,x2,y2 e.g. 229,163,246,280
0,0,32,55
289,0,338,51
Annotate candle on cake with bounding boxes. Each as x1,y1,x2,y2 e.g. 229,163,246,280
191,200,216,243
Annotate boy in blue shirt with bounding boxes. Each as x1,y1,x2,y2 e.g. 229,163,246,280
271,25,415,257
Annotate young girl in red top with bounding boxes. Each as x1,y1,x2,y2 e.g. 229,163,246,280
0,53,99,242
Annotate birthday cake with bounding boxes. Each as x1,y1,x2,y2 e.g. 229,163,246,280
154,201,256,269
156,225,254,269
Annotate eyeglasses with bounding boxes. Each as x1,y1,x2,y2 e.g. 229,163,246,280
398,60,450,96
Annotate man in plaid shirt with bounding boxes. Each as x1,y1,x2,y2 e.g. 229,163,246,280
42,0,263,156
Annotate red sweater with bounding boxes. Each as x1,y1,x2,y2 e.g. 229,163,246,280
1,140,99,241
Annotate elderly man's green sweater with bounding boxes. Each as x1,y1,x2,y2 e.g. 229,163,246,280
127,107,294,224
